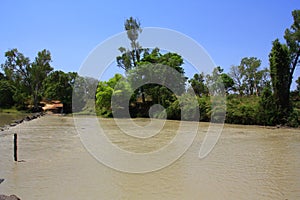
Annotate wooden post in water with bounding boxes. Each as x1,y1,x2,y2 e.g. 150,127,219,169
13,133,17,162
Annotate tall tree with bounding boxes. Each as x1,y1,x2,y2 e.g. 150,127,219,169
221,73,235,93
1,49,30,84
1,49,31,109
129,48,186,107
229,65,244,95
239,57,261,96
116,17,146,71
0,79,15,108
229,58,269,96
269,39,291,123
256,68,270,95
284,10,300,90
258,82,277,125
188,73,208,97
263,10,300,124
206,66,234,94
43,71,81,113
0,62,14,108
30,49,53,111
125,17,142,67
116,17,149,103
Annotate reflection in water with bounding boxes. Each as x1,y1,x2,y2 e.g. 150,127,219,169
0,115,300,199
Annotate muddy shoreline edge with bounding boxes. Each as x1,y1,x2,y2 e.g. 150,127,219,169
0,112,45,132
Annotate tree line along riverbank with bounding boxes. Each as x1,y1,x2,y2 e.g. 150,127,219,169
1,11,300,127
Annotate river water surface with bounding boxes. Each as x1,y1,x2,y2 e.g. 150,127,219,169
0,115,300,199
0,113,29,127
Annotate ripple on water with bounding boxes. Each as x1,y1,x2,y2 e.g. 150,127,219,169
0,116,299,199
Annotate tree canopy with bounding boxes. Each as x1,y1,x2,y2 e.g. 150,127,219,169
0,12,299,127
0,49,86,113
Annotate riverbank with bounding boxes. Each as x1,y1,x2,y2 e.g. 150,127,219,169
0,112,44,131
0,194,21,200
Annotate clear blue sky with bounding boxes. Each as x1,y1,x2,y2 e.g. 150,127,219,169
0,0,299,88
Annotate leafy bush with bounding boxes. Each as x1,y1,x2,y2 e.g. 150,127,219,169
226,95,259,125
197,96,211,121
287,109,299,127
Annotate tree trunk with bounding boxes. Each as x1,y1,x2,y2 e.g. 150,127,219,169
141,87,145,103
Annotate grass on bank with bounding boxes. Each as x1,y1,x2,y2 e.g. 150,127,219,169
0,107,28,114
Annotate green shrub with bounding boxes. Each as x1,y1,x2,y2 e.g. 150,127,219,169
226,95,259,125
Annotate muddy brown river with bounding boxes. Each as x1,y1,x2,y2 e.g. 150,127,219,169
0,115,299,199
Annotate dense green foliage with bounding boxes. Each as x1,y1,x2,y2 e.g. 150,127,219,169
0,78,15,108
229,57,269,96
95,14,300,127
269,39,291,124
1,11,299,127
30,49,53,110
96,74,125,117
98,18,188,118
42,70,83,113
265,10,300,125
0,49,83,113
